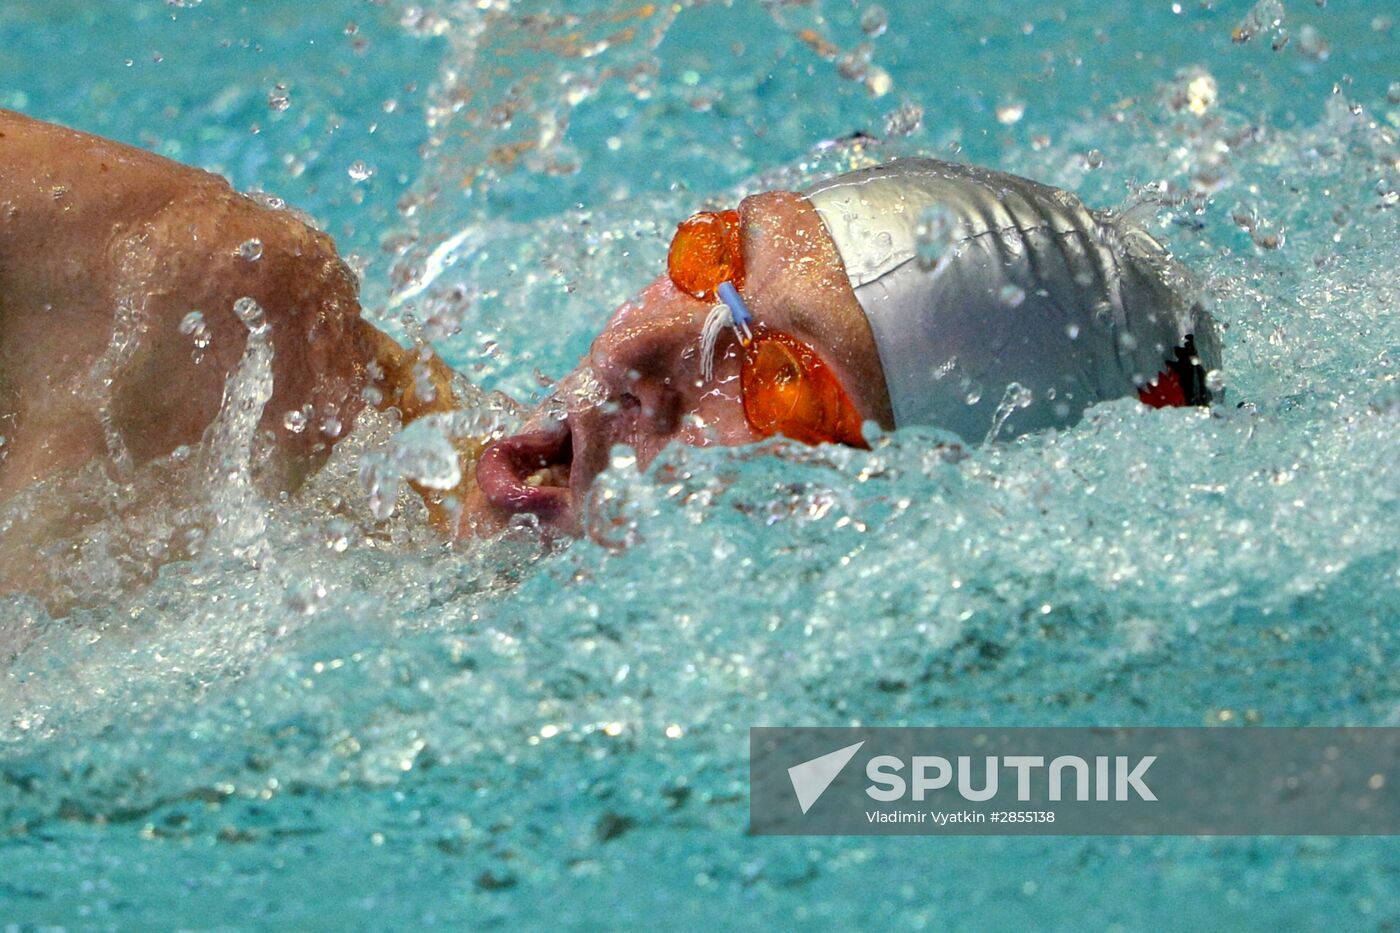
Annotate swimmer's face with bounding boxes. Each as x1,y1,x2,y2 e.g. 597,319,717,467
465,190,893,536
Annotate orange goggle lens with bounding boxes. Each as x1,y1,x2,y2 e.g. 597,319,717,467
740,328,868,449
667,210,745,300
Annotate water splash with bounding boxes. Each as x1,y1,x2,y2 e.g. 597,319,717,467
199,298,274,555
984,381,1034,443
1232,0,1286,45
3,2,1400,928
88,295,146,476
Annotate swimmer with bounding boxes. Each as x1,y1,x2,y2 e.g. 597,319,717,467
0,110,1219,548
463,160,1221,536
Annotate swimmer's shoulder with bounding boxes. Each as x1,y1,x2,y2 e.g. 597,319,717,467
0,109,236,231
0,109,227,183
0,110,353,298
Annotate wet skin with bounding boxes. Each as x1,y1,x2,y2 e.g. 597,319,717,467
464,191,894,537
0,108,375,500
0,112,488,610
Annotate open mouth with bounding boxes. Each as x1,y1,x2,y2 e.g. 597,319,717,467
475,423,575,518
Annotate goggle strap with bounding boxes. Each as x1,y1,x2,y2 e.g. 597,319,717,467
700,280,755,383
699,301,730,383
717,281,754,334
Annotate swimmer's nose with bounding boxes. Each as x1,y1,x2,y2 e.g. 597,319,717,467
589,277,710,433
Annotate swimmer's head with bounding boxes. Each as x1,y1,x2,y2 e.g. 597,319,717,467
463,159,1219,537
466,188,890,536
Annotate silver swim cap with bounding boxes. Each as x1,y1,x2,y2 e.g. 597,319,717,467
805,159,1220,441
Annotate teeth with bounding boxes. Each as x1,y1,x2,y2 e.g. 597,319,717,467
524,465,570,488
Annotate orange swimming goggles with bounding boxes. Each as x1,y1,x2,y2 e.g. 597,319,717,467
667,210,868,450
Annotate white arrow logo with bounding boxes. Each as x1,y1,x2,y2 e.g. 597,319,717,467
787,741,865,814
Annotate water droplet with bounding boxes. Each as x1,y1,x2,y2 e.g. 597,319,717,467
836,48,870,82
283,409,308,434
999,284,1026,307
1232,0,1285,45
238,238,263,262
996,100,1026,125
179,310,211,348
247,190,287,212
882,101,923,137
268,83,291,112
1205,369,1226,392
233,296,266,332
860,5,888,37
1085,149,1104,169
359,454,401,520
864,66,892,98
285,579,326,616
1066,323,1081,340
325,517,352,553
1167,68,1219,116
348,160,376,183
914,204,960,272
985,382,1034,443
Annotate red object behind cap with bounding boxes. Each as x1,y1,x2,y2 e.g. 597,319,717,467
1138,367,1187,408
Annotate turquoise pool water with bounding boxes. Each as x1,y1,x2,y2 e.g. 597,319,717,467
2,0,1399,927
